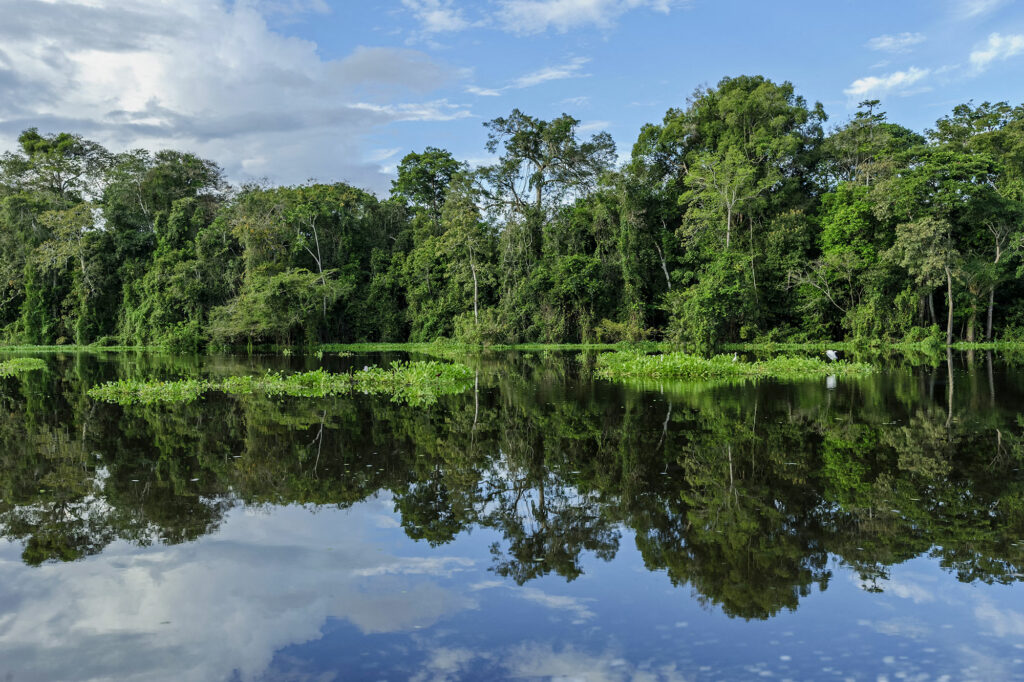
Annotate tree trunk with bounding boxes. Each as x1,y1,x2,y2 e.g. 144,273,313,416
987,350,995,406
966,309,976,343
946,347,954,429
928,291,936,325
986,287,995,341
748,215,759,304
725,206,731,249
653,242,671,291
300,219,327,319
945,267,954,346
470,254,479,326
988,233,1003,342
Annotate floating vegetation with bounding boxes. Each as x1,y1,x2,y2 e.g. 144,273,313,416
0,357,47,377
87,378,209,405
595,351,876,382
88,361,474,406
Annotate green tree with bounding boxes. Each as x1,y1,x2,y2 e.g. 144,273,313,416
392,147,463,228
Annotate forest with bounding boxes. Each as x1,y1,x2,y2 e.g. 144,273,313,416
1,74,1022,351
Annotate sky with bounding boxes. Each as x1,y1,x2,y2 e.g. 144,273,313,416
0,0,1022,195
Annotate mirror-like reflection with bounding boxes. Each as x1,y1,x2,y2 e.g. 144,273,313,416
1,350,1023,679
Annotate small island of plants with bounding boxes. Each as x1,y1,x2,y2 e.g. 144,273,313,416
594,351,876,382
0,357,47,377
88,361,474,406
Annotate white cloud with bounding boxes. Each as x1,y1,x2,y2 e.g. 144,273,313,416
975,601,1024,637
502,643,653,681
466,85,503,96
497,0,681,35
969,32,1024,71
0,503,479,682
402,0,472,33
512,56,591,88
367,147,405,163
464,57,590,97
956,0,1010,17
0,0,472,194
561,95,590,106
577,120,611,133
854,574,935,603
248,0,330,15
844,66,931,97
856,617,932,639
410,647,490,682
866,32,926,53
470,580,596,622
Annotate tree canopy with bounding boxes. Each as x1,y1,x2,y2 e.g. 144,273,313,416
1,75,1023,348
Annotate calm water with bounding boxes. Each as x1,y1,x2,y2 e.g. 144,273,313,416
1,349,1023,681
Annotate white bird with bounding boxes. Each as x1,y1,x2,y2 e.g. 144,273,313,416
732,353,739,362
825,350,839,362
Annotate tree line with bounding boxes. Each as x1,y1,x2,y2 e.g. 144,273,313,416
2,74,1023,349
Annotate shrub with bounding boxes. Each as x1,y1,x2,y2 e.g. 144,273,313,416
454,309,509,346
593,318,651,343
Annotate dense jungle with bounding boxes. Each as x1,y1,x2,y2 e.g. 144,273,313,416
2,75,1023,351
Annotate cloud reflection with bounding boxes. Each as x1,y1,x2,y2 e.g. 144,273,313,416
0,500,476,682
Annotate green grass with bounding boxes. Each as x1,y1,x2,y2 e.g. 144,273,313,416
0,357,48,377
88,360,475,406
595,351,876,382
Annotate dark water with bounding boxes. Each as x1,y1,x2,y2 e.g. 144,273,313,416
1,349,1024,681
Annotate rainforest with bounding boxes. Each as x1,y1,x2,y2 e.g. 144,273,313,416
1,75,1023,351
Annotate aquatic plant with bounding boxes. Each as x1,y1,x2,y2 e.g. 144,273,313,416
595,351,876,382
88,361,475,406
86,378,211,405
0,357,48,377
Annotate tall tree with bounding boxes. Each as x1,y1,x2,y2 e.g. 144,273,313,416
392,147,462,229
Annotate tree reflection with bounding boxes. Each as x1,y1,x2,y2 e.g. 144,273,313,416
1,350,1023,620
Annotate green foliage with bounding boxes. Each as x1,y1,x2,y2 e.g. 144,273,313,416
392,147,463,226
9,349,1024,621
87,378,209,404
1,89,1022,350
593,317,651,343
0,357,47,377
453,309,507,345
595,351,876,381
207,268,350,346
88,361,474,406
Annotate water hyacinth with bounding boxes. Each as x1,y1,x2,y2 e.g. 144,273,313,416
88,361,475,406
0,357,48,377
86,378,210,405
594,351,876,382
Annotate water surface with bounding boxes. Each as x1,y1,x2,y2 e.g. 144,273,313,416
1,350,1022,681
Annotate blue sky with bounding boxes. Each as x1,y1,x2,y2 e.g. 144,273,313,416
1,0,1022,194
